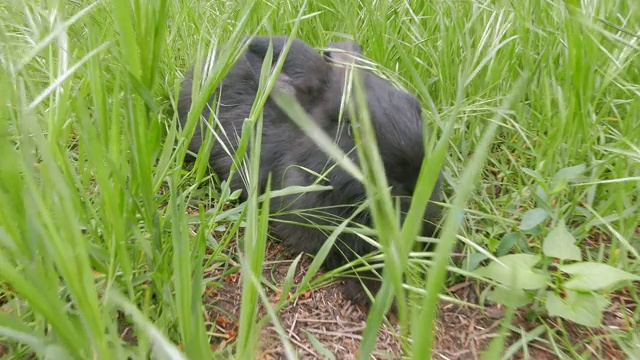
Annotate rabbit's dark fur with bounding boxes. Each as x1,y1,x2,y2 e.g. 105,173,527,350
177,36,443,306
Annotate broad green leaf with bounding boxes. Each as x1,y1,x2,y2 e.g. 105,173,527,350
496,232,520,256
487,285,532,307
519,208,548,231
558,262,640,291
545,290,608,327
542,221,581,260
228,189,243,201
516,235,535,254
474,254,548,290
535,184,548,204
556,164,587,180
551,163,586,193
461,252,488,272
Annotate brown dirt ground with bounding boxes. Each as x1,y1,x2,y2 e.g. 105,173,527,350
201,240,632,360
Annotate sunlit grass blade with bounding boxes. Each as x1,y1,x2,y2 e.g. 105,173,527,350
168,166,212,358
107,289,187,360
411,73,532,358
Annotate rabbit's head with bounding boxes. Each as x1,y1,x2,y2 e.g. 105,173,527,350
321,41,442,237
322,41,441,218
241,36,334,111
249,35,441,213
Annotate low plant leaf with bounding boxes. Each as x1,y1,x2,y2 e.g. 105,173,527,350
535,184,548,204
496,232,521,256
520,208,548,231
487,285,532,307
545,290,608,327
558,262,640,291
474,254,548,290
542,221,581,261
554,163,587,181
228,189,243,201
462,252,488,272
551,163,586,193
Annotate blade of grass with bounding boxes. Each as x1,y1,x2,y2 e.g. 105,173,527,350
411,73,532,358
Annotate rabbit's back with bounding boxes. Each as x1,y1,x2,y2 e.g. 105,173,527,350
176,35,444,307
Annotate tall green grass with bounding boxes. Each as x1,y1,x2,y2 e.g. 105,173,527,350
0,0,638,359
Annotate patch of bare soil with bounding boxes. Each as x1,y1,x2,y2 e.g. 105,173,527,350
203,241,401,359
202,236,632,359
254,278,400,359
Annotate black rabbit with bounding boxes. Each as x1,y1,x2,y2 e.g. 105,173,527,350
177,36,443,307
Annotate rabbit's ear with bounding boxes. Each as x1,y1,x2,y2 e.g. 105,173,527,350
244,36,290,72
323,41,363,65
322,41,365,91
244,36,333,96
316,41,366,116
